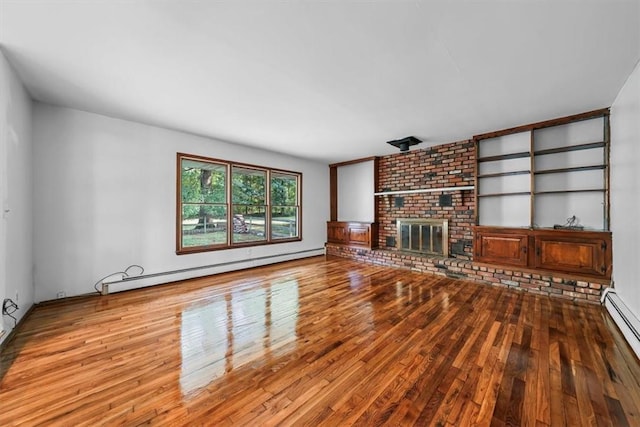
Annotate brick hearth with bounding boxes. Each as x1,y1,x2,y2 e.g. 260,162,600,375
326,244,608,304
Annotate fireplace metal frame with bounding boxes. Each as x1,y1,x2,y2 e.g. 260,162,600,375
396,218,449,258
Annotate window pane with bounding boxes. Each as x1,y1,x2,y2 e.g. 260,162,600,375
182,205,227,247
232,167,266,205
232,205,267,243
433,226,443,254
271,172,298,206
421,226,431,253
181,159,226,204
410,224,420,251
271,207,298,239
401,224,410,250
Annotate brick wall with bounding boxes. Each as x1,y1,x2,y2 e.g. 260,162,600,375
377,140,475,258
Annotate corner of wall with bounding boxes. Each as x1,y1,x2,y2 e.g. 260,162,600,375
610,58,640,327
0,49,35,347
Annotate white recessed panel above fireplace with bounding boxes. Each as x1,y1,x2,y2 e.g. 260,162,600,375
337,160,374,222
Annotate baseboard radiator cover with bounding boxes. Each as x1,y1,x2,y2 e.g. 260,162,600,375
101,248,325,295
601,288,640,360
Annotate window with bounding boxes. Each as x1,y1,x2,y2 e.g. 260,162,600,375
180,158,228,248
177,153,301,254
232,166,267,244
270,172,300,240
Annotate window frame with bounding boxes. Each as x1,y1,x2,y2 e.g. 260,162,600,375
231,164,268,245
176,153,302,254
270,170,301,241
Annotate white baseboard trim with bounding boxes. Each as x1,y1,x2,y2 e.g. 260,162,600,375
102,248,325,295
601,288,640,359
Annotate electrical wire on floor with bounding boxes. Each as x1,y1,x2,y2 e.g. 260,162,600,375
2,298,19,327
93,264,145,294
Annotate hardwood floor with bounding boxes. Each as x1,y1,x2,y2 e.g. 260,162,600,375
1,256,639,426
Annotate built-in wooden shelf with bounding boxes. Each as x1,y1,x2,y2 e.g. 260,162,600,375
374,186,474,196
477,191,531,198
534,165,606,175
477,151,530,163
475,109,610,230
477,170,530,179
534,141,606,156
534,189,605,195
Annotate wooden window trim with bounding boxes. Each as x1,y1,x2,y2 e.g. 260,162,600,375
176,153,302,254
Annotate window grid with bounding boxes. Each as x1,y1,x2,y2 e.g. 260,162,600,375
177,153,301,254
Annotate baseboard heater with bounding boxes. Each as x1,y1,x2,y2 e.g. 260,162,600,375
101,248,325,295
601,288,640,360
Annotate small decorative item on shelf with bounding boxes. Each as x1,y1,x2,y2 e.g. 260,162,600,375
553,215,584,230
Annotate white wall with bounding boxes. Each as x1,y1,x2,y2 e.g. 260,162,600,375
337,160,375,222
610,59,640,319
0,50,34,345
33,104,329,302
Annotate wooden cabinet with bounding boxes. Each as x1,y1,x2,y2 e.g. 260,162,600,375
474,226,612,279
327,221,378,249
327,222,347,243
533,230,611,278
475,228,528,267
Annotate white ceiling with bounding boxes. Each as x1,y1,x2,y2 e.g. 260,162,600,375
1,1,639,164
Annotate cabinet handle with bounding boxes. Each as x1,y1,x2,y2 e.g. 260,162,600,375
522,246,527,253
601,265,606,273
536,246,541,256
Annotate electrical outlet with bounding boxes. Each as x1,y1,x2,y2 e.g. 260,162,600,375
56,291,66,299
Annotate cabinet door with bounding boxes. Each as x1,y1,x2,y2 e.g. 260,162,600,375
327,223,347,244
347,225,370,246
534,235,608,277
475,231,528,267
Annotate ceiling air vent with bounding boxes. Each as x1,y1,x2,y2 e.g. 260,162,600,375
387,136,422,152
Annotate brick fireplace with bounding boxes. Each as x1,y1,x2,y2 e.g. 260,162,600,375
325,138,610,304
377,140,475,259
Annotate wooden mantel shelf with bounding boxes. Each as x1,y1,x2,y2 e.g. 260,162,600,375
374,186,474,196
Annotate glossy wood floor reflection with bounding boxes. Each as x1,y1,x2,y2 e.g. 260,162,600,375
2,257,640,426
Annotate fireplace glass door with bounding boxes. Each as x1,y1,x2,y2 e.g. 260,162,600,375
397,219,448,257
